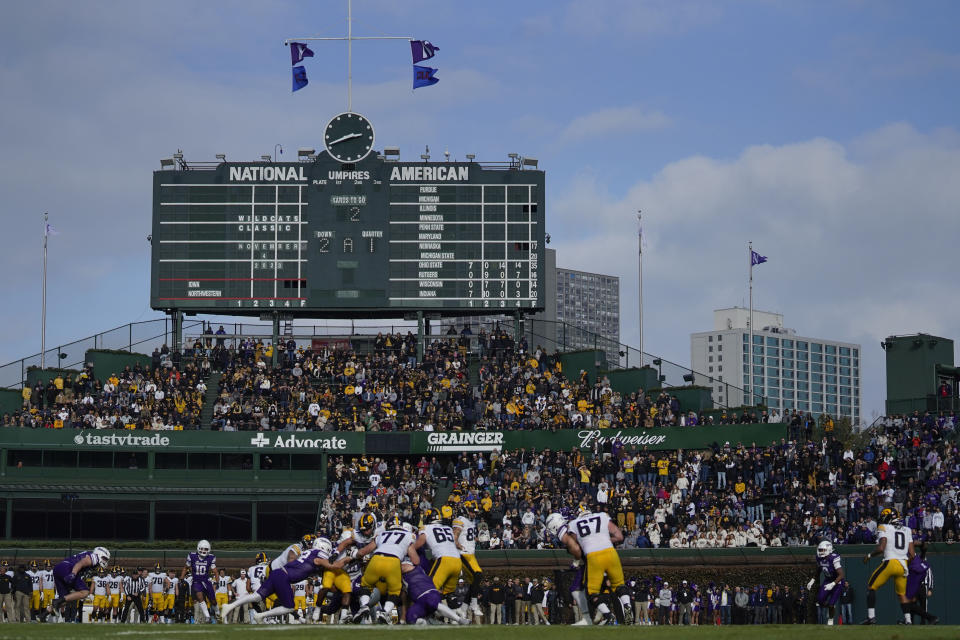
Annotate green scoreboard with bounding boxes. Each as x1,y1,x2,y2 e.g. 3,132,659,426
150,154,545,316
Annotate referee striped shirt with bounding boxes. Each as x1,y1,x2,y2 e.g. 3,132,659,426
126,575,147,596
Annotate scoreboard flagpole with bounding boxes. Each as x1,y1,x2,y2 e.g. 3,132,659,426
41,212,49,370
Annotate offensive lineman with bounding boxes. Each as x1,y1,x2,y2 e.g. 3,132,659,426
246,552,269,623
545,510,592,625
862,507,915,625
452,500,484,619
147,563,168,622
549,506,631,625
355,515,420,624
415,506,463,610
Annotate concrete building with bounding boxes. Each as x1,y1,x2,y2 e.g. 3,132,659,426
691,307,861,424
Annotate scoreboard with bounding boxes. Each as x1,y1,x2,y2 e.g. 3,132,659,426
150,154,545,316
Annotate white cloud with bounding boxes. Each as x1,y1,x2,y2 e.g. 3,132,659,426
549,123,960,419
559,106,671,142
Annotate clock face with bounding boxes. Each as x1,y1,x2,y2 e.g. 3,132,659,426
324,112,375,163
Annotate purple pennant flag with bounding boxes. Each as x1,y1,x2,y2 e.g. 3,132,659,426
290,42,314,65
411,40,439,63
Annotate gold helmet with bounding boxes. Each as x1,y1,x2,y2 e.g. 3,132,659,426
423,508,439,524
359,513,377,536
439,505,454,524
301,534,317,550
255,552,268,564
879,507,901,525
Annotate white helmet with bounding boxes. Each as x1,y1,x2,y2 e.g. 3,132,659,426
93,546,110,568
545,513,567,539
313,537,333,556
197,539,211,557
402,522,417,534
817,540,833,558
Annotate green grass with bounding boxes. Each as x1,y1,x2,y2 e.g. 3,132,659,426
0,625,957,640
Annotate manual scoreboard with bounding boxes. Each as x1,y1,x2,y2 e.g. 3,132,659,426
150,154,545,316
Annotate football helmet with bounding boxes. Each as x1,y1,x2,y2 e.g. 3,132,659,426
197,539,211,557
423,508,440,524
43,559,52,569
93,546,110,568
545,512,567,539
359,513,377,536
387,515,404,530
313,537,333,556
817,540,834,558
301,534,317,550
155,562,162,571
577,503,590,517
879,507,900,525
255,552,268,565
29,560,38,570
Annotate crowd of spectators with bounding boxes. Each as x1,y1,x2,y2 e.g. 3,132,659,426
319,407,959,551
2,347,206,430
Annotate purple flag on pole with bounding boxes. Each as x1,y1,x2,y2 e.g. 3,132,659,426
290,42,314,65
751,250,767,266
410,40,439,63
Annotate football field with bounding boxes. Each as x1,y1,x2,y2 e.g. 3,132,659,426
0,625,957,640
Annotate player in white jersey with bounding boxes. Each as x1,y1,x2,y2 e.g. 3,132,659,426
41,560,56,612
452,500,484,618
415,505,462,600
355,515,420,623
862,507,915,625
166,571,179,624
293,579,308,622
92,567,111,622
246,552,270,623
109,570,123,621
215,569,232,611
26,560,42,620
147,563,168,622
549,506,631,625
545,511,592,625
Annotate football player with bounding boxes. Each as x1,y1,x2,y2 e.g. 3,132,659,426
165,568,179,624
545,510,592,625
48,547,110,617
313,531,356,624
183,539,218,623
355,515,420,624
809,540,846,625
452,500,484,619
220,537,347,624
147,562,167,623
246,552,269,623
40,560,55,615
215,568,232,615
904,543,938,625
26,560,42,621
862,507,915,625
109,567,123,622
550,506,631,625
414,506,462,609
265,537,304,612
92,567,110,621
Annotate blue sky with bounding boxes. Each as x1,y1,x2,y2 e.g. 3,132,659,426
1,0,959,421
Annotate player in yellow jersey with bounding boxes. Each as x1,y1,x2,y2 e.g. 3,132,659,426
41,559,55,611
862,507,915,625
91,567,111,621
147,563,168,622
26,560,43,619
109,568,123,621
452,501,484,619
549,506,631,625
355,515,420,624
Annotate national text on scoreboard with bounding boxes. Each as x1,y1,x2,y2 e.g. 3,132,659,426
150,155,545,316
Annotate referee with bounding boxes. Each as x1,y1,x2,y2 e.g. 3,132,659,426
121,567,148,623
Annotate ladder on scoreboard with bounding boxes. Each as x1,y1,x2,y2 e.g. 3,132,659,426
282,320,293,338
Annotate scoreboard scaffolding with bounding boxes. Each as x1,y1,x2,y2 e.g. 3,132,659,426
151,154,545,316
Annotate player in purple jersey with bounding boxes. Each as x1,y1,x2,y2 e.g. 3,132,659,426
182,539,218,623
808,540,846,625
219,537,347,624
401,559,469,625
904,545,938,625
48,546,111,615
